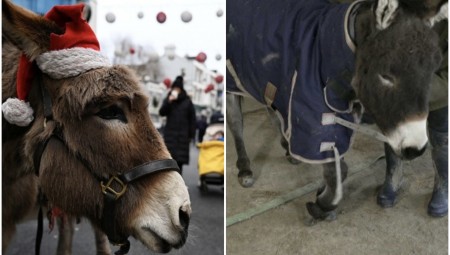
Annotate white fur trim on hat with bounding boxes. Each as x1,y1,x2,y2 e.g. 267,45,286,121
2,98,34,126
36,47,112,79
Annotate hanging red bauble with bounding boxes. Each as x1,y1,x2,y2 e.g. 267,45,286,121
129,48,135,54
205,84,214,93
196,52,207,63
163,78,171,88
157,12,166,23
214,75,223,83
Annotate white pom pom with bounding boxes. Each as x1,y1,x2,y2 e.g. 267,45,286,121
2,98,34,126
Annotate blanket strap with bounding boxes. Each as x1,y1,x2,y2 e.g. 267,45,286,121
322,113,388,143
331,146,343,205
226,59,251,95
316,143,343,207
264,82,277,107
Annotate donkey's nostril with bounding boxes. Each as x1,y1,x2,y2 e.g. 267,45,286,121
179,207,190,231
401,145,427,160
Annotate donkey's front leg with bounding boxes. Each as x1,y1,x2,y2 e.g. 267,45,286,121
56,218,112,255
56,216,74,255
226,93,254,187
92,224,112,255
377,143,404,207
306,161,348,221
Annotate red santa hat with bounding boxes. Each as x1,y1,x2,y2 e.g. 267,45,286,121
2,4,111,126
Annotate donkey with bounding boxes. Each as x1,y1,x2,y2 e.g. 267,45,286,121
226,0,447,221
2,0,191,254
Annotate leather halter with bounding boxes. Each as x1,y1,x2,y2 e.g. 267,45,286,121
33,84,180,255
347,0,367,47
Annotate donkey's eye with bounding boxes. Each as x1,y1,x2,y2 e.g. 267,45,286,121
378,74,395,88
96,105,127,123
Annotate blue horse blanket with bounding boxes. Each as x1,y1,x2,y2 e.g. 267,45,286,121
227,0,360,163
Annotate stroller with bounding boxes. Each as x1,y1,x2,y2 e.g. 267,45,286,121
197,113,224,192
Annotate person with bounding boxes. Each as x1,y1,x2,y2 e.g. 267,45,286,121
197,113,208,143
212,131,224,141
159,76,196,174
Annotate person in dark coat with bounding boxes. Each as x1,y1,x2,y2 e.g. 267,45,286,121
159,76,196,174
196,114,208,143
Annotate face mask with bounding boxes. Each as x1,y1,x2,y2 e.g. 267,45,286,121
171,90,179,99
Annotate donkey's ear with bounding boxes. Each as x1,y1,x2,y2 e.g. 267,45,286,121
2,0,62,60
425,2,448,26
375,0,399,30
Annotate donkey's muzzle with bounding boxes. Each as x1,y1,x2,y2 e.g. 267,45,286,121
401,144,427,160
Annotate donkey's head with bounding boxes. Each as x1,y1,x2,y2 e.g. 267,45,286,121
2,0,190,252
352,0,447,159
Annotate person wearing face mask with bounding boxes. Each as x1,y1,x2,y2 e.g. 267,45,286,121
159,76,197,175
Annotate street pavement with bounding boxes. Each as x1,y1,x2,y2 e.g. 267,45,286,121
5,143,224,255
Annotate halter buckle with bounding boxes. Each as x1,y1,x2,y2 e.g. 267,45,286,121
101,176,127,200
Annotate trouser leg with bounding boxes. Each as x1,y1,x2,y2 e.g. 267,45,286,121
427,107,448,217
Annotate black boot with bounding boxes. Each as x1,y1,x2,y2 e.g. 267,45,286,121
427,128,448,217
377,143,403,208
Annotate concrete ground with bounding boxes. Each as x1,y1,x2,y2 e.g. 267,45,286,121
226,97,447,255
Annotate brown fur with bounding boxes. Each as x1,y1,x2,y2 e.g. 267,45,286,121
2,0,63,60
2,0,190,253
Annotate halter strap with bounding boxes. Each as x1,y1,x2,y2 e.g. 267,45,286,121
346,0,373,51
122,160,181,182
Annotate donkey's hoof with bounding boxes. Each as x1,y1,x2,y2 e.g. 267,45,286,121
306,202,337,221
238,175,254,188
377,185,397,208
303,216,317,226
286,154,301,165
304,208,337,226
377,194,396,208
324,210,337,221
238,170,254,188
